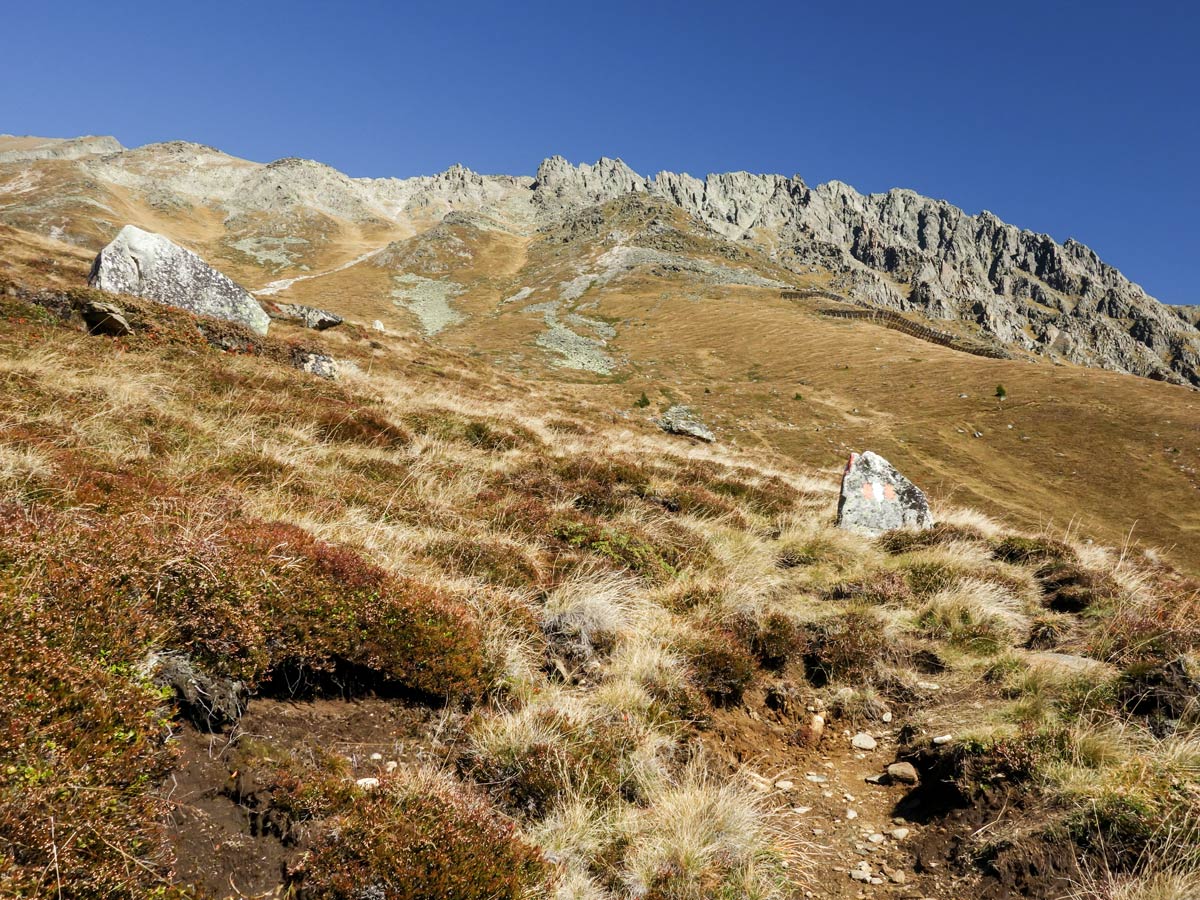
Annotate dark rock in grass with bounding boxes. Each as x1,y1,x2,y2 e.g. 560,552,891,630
266,301,343,330
144,651,247,729
836,451,933,536
79,298,133,336
90,224,270,335
656,404,715,442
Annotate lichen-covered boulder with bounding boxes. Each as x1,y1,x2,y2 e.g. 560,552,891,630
836,451,933,535
656,404,715,442
89,224,270,335
293,348,339,380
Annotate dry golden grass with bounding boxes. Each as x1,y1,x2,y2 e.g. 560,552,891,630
0,264,1198,898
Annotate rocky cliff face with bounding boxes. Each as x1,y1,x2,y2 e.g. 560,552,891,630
526,160,1200,385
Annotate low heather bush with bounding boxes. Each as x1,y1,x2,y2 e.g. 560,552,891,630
296,769,547,900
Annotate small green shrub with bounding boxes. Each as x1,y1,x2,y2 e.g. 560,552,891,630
550,517,678,579
635,391,651,408
1027,612,1075,649
916,597,1011,655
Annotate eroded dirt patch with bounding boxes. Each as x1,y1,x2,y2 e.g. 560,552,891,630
164,696,457,898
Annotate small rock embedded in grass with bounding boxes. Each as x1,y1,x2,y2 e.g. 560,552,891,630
932,733,953,745
852,732,878,750
356,777,380,789
916,680,940,691
775,779,795,790
887,761,919,784
846,809,858,820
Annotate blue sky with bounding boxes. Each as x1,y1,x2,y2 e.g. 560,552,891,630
2,0,1197,303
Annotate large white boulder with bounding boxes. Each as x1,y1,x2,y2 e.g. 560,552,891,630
836,451,933,536
89,225,269,335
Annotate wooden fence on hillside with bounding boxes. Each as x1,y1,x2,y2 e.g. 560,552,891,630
781,288,845,302
816,308,1010,359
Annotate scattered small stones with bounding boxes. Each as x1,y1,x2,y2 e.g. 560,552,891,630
372,319,385,331
846,809,858,820
774,779,795,791
868,833,886,844
891,827,911,840
852,732,878,751
849,862,873,883
805,773,828,783
887,761,919,784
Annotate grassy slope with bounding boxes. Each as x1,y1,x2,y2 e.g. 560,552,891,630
0,255,1197,900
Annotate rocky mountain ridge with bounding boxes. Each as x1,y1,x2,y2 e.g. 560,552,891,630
1,135,1196,384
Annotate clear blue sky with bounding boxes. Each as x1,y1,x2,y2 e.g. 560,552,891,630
2,0,1197,303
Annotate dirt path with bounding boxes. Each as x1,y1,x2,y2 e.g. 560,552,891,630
702,683,989,900
254,245,391,296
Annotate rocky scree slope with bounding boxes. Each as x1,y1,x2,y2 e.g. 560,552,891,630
1,136,1195,384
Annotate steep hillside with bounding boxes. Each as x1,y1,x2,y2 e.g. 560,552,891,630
0,258,1198,900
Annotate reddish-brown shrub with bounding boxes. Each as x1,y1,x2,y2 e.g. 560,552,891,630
684,629,756,705
296,770,547,900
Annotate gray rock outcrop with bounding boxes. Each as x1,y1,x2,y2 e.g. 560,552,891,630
836,451,933,536
89,225,270,335
293,349,339,380
656,405,715,442
0,134,123,163
267,302,343,330
525,159,1200,385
